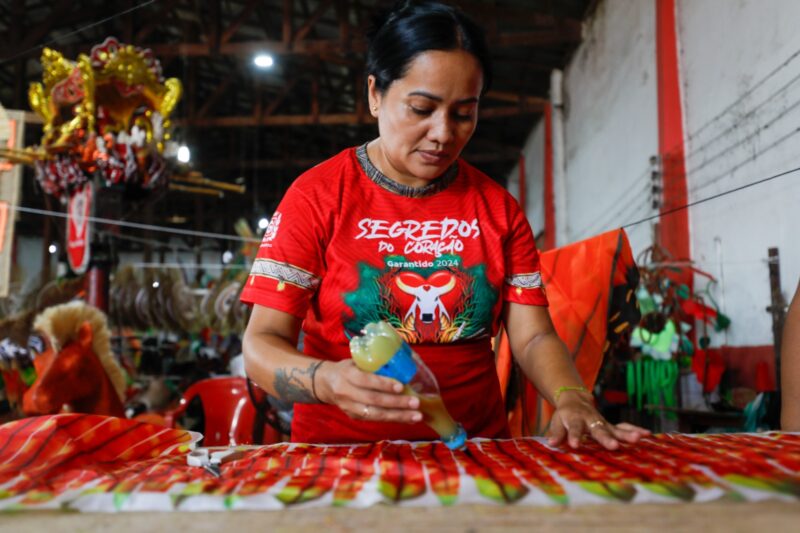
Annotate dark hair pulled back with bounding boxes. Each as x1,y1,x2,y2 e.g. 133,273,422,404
366,0,492,95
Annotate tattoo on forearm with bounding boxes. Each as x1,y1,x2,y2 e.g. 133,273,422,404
274,363,321,404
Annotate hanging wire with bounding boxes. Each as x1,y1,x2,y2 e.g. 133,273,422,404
587,83,800,235
683,69,800,165
10,205,260,243
0,0,158,64
687,46,800,142
569,42,800,237
687,92,800,178
622,164,800,229
690,124,800,196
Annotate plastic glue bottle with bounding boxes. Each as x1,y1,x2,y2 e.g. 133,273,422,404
349,321,467,450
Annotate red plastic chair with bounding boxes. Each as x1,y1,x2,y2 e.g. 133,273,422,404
164,376,280,446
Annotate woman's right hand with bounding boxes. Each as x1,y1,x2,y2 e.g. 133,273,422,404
315,359,423,424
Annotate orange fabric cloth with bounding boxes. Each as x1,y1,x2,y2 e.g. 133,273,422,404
501,229,639,436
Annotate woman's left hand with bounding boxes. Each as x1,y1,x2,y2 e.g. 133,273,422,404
546,389,651,450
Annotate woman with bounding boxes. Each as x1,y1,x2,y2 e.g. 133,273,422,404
241,0,649,449
782,280,800,431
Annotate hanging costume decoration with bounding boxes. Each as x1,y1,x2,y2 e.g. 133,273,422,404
107,218,256,336
0,38,184,275
0,37,245,200
66,182,93,274
622,251,733,416
110,265,199,334
26,37,181,199
0,414,798,511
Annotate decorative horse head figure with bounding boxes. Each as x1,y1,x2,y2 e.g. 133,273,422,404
23,301,127,417
0,277,85,414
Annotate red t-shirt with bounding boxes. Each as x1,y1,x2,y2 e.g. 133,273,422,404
240,144,547,444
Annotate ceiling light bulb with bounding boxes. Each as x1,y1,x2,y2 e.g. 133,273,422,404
254,54,274,69
258,217,269,229
177,145,191,163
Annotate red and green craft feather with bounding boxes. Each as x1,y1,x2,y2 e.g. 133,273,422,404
0,414,196,503
489,439,567,504
332,442,380,506
456,441,529,503
411,442,461,505
1,415,799,511
275,444,350,505
517,439,637,502
378,442,427,502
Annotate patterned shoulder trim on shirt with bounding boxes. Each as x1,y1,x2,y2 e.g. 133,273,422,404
250,258,321,291
505,272,543,289
355,143,458,198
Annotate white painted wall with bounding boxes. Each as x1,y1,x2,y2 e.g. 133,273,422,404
507,119,546,237
677,0,800,346
511,0,659,255
561,0,659,254
511,0,799,348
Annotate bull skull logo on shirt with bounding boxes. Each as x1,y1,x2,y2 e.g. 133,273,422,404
395,272,457,326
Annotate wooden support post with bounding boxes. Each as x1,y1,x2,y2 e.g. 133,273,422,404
262,75,300,118
209,0,221,55
767,247,786,380
222,0,259,44
293,0,335,45
195,77,232,119
282,0,293,48
765,246,787,427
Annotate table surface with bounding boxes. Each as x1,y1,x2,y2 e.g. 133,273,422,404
2,415,799,522
5,501,800,533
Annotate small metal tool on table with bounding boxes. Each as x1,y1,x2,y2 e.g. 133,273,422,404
186,448,246,478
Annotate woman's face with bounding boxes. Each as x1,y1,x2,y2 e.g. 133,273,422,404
368,49,483,187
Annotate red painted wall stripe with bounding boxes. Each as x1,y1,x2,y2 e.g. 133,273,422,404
656,0,691,269
711,345,776,392
543,103,555,250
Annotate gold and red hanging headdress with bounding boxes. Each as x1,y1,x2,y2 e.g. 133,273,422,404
25,37,182,200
